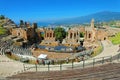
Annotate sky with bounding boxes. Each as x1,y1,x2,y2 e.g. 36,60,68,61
0,0,120,23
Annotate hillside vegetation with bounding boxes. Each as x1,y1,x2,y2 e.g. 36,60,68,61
0,15,8,35
109,32,120,45
0,26,7,35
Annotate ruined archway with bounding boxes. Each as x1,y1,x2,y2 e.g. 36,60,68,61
88,33,91,38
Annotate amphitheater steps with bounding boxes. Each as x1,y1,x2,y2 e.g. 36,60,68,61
6,63,120,80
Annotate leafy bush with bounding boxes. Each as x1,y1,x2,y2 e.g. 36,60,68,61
54,27,66,43
80,32,84,37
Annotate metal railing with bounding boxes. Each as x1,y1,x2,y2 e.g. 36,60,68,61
23,53,120,72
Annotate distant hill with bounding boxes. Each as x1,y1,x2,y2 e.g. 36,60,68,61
38,11,120,25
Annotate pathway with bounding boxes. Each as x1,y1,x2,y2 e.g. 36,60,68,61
0,55,24,77
72,40,119,64
93,40,119,58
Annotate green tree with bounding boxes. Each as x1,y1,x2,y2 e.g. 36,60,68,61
80,32,84,38
20,20,24,27
54,27,66,43
0,15,5,19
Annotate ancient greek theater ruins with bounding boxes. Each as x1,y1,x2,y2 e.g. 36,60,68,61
1,19,120,80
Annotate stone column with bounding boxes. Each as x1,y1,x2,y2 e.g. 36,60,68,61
78,31,79,39
53,32,55,37
50,32,51,37
52,32,53,38
85,31,87,40
45,32,46,38
48,32,50,38
68,32,70,39
46,32,48,38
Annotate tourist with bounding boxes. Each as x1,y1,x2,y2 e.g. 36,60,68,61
81,56,84,61
51,60,54,65
42,59,45,66
47,60,50,65
117,44,120,52
36,59,39,64
66,57,69,64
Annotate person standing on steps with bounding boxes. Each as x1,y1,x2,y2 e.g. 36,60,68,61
117,44,120,52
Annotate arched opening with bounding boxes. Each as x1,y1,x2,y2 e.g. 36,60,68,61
88,34,91,38
104,37,106,40
47,33,49,37
76,39,78,42
74,33,76,39
18,33,20,36
70,33,72,39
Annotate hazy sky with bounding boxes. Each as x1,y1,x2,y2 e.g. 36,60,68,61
0,0,120,22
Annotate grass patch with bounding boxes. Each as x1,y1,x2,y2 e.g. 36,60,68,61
29,59,37,64
109,32,120,45
0,27,7,35
91,43,103,57
92,46,102,57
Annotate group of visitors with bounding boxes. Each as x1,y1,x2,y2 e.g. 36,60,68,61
36,59,55,65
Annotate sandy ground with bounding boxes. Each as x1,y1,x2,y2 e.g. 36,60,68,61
0,55,24,77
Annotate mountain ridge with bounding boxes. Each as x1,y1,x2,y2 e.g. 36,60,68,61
38,11,120,26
